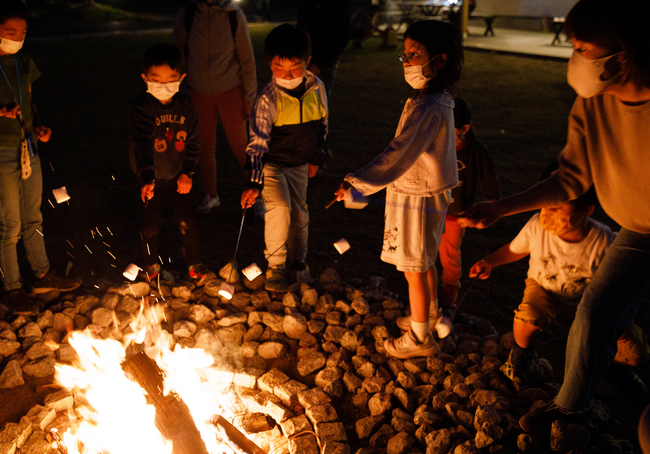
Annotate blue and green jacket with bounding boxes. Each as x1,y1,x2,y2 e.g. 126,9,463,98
246,71,328,190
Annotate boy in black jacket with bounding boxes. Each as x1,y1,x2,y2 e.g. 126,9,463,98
129,43,207,284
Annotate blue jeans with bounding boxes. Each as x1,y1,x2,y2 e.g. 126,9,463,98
0,149,50,291
556,228,650,412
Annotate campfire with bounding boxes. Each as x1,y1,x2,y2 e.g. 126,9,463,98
0,266,638,454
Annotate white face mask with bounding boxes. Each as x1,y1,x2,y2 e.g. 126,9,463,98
567,50,623,98
404,55,438,89
0,38,24,55
274,73,304,90
146,80,181,102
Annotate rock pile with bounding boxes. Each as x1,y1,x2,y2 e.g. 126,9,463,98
0,266,637,454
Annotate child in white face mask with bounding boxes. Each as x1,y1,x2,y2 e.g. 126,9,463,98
334,20,463,359
129,43,210,287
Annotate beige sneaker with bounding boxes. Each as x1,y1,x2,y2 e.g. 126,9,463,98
384,329,439,359
396,315,452,339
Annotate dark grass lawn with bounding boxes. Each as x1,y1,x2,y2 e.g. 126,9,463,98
20,25,650,447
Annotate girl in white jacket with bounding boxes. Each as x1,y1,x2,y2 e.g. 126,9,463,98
336,20,463,358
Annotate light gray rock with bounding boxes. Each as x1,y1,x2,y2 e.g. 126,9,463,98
282,292,300,308
369,392,393,416
91,308,113,327
315,295,335,314
219,263,240,283
187,304,215,324
343,371,363,392
22,356,56,378
284,313,308,339
474,404,501,431
0,339,20,357
0,330,17,341
298,388,332,408
263,313,285,333
369,424,395,448
315,422,347,443
172,283,194,300
52,313,73,333
116,294,141,314
549,420,590,452
215,324,246,345
174,320,198,338
475,424,505,449
231,292,251,309
387,432,414,454
35,311,53,330
306,403,338,424
302,289,320,306
315,367,343,388
217,313,248,326
26,342,55,360
0,360,24,388
356,415,385,439
298,351,327,376
257,341,287,359
251,291,271,309
100,292,121,310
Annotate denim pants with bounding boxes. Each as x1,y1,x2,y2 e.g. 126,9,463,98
0,149,50,291
556,228,650,412
140,184,201,268
261,162,309,269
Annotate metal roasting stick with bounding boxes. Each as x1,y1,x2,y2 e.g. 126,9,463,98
452,277,479,317
227,208,248,283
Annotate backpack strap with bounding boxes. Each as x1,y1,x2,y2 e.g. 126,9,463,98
183,2,197,57
228,10,238,39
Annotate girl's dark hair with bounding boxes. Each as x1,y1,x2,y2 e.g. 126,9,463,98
143,43,186,74
264,24,311,64
565,0,650,88
453,98,476,139
403,20,463,96
0,0,29,25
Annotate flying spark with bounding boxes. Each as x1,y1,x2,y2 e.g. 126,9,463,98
48,199,55,209
85,245,92,254
107,251,116,260
36,229,44,237
66,240,75,249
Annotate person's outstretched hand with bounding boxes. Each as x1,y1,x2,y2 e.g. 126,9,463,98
457,201,504,229
469,259,493,279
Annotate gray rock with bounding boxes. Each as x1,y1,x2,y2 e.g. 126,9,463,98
549,420,590,452
308,319,326,334
341,331,362,352
475,424,505,449
74,295,99,314
258,369,290,394
91,308,113,327
263,313,285,333
218,312,248,326
470,390,509,411
351,298,370,315
116,294,140,314
0,329,17,341
251,291,271,309
391,417,417,435
52,313,73,333
57,344,77,363
187,304,215,324
316,294,335,314
516,433,534,453
244,323,264,342
326,311,342,325
315,367,343,388
35,311,53,330
393,387,416,413
26,342,55,360
397,371,418,390
343,371,363,392
315,422,347,443
0,360,24,388
306,403,338,424
257,341,287,359
288,434,319,454
322,441,350,454
100,292,121,310
425,428,451,454
172,282,194,300
319,269,342,294
174,320,197,337
22,356,56,377
284,313,308,339
230,292,251,309
369,392,392,416
474,405,501,431
282,292,300,308
215,324,246,345
219,263,240,283
369,424,395,448
298,351,327,376
0,339,20,357
387,432,414,454
298,387,332,408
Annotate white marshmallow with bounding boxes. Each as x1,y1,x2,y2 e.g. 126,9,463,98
434,316,452,339
52,187,71,204
334,238,351,254
219,282,235,300
242,263,262,281
123,263,140,281
344,188,368,210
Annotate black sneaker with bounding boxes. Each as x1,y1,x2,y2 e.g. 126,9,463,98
501,345,535,384
265,266,288,293
605,365,647,398
519,401,583,435
2,289,40,316
32,270,81,294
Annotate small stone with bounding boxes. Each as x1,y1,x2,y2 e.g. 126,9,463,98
186,304,215,324
172,283,194,300
263,313,285,333
52,313,73,333
258,369,290,394
289,434,319,454
316,295,335,314
281,415,313,438
315,367,343,388
356,415,385,439
425,428,451,454
282,292,301,308
351,299,370,315
0,339,21,357
18,323,42,339
174,320,197,338
386,432,414,454
44,390,73,412
322,442,351,454
368,392,392,416
474,404,501,431
549,420,590,452
251,291,271,309
0,360,24,388
284,313,308,339
275,380,309,407
100,292,121,310
298,387,331,408
298,351,327,376
20,431,55,454
257,341,287,359
369,424,395,448
315,422,347,443
22,356,56,378
306,403,338,424
231,292,251,309
26,342,55,360
116,295,141,314
343,371,363,392
218,312,248,326
215,324,246,345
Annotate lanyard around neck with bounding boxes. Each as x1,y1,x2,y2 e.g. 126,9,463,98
0,56,22,108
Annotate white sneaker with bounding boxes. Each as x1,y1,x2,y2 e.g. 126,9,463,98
197,194,221,213
384,329,439,359
396,314,452,339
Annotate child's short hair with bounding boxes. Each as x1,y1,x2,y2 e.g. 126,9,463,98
0,0,29,25
539,161,598,210
142,43,186,75
264,24,311,64
565,0,650,88
404,20,463,95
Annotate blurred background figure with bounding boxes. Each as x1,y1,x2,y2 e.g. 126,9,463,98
350,2,380,49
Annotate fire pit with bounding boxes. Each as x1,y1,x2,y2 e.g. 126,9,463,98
0,265,639,454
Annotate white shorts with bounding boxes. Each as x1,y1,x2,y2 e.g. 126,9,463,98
380,190,450,272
